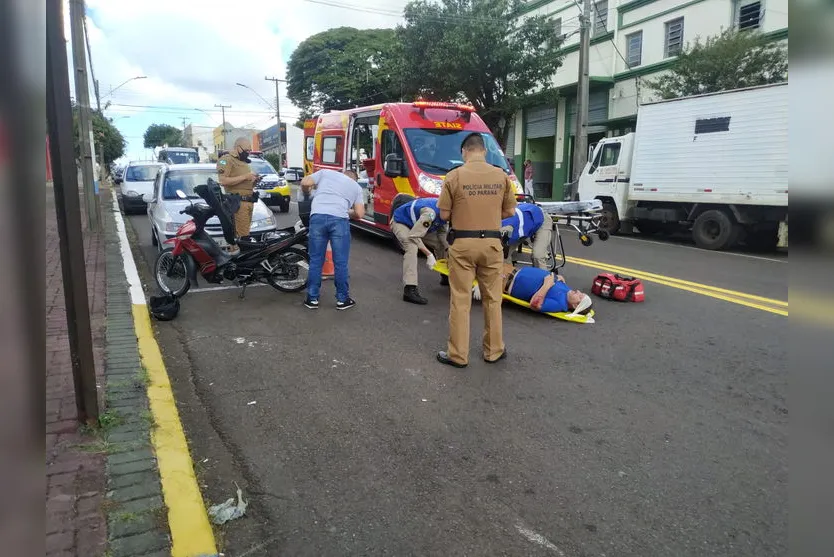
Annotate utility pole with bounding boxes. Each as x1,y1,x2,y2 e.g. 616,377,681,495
84,14,107,189
572,0,592,185
265,76,286,166
47,0,100,424
214,104,231,150
69,0,99,231
181,116,190,145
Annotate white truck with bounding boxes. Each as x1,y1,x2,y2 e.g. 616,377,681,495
578,83,788,250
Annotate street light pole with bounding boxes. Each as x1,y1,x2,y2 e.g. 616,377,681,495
265,76,286,167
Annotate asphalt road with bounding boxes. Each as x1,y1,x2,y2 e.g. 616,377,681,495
125,198,787,557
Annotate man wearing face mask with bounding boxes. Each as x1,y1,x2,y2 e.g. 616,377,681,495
217,137,259,246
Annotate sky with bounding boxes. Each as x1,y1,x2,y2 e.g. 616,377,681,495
64,0,410,164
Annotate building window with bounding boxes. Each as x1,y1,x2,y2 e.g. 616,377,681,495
626,31,642,67
736,0,761,31
553,17,562,39
695,116,731,134
664,17,684,58
593,1,608,36
322,136,342,165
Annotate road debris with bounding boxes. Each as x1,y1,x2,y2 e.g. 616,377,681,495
208,482,248,525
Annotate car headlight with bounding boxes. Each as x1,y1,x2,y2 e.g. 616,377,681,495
417,172,443,195
125,190,139,197
251,217,274,230
164,221,181,234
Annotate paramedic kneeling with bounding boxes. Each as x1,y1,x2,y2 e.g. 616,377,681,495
501,202,553,269
391,198,448,305
505,265,593,314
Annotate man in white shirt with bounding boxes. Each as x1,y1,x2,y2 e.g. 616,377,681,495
299,169,365,310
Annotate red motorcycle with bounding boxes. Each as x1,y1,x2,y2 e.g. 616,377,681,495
154,182,309,298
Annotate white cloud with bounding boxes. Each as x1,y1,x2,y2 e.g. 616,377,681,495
69,0,406,161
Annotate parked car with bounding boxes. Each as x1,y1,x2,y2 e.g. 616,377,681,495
119,161,163,214
249,156,291,212
157,147,200,165
144,163,277,250
282,167,303,182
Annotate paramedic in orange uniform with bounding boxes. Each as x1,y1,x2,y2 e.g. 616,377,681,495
436,133,517,368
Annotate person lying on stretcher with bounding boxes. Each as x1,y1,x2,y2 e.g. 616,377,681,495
474,264,593,315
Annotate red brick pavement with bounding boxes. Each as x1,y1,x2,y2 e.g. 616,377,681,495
46,185,108,556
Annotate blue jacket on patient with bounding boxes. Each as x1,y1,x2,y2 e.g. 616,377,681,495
502,202,545,243
508,267,570,313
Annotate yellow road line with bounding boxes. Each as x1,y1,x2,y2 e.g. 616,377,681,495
133,303,218,556
565,255,788,307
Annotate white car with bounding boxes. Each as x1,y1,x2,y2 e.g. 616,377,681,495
119,161,163,214
144,163,277,250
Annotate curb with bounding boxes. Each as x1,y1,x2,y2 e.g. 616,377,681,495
106,187,218,557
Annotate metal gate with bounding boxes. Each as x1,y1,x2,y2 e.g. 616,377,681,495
505,119,515,156
567,90,610,134
525,105,557,139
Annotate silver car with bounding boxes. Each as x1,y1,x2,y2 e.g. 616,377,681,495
144,163,277,250
119,161,163,214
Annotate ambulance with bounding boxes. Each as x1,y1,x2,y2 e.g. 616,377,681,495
302,101,523,235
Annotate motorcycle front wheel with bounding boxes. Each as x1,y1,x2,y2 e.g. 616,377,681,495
154,248,191,297
267,246,309,293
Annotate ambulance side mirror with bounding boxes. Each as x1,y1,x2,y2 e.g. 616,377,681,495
384,153,406,178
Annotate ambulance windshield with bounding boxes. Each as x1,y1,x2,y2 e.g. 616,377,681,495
403,129,510,175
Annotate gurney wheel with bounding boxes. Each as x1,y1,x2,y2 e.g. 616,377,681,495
598,230,610,241
580,234,594,247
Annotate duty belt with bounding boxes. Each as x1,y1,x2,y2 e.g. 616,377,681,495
451,229,502,239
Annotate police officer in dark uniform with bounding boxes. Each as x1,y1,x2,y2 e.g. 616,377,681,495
436,133,517,368
216,137,258,253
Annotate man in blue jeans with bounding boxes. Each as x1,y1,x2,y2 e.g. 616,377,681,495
300,168,365,310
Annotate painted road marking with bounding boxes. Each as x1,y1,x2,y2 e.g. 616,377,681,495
113,193,218,556
190,283,268,294
521,247,788,316
602,233,787,263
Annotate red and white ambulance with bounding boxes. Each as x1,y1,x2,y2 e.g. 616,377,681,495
302,101,522,235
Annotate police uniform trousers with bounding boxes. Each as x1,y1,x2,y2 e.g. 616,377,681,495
391,222,446,286
234,200,254,238
447,237,504,364
505,213,554,270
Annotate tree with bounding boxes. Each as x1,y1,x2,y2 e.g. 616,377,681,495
71,104,126,165
647,29,788,99
263,152,283,170
287,27,403,117
398,0,565,145
143,123,183,149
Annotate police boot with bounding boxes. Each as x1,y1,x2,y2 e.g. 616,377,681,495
403,285,428,305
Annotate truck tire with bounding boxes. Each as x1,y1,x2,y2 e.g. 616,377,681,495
692,210,738,250
600,202,620,234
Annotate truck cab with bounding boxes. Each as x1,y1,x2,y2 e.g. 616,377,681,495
577,133,635,233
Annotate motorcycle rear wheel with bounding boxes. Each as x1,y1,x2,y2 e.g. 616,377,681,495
267,247,309,293
154,248,191,297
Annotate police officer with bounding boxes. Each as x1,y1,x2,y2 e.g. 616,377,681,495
500,202,553,269
391,197,448,305
436,133,517,368
217,137,258,251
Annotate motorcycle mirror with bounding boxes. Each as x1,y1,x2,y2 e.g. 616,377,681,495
176,189,187,200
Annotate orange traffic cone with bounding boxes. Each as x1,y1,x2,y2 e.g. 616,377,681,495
322,242,335,280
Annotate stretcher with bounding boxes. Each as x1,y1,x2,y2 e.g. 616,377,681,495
431,258,595,324
513,197,609,272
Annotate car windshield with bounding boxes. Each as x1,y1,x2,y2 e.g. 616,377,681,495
403,129,510,175
166,151,199,164
125,165,161,181
162,169,216,200
249,159,277,174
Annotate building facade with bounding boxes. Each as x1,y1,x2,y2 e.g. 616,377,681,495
508,0,788,199
212,123,261,154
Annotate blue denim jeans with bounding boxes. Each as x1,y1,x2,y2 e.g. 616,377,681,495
307,213,351,302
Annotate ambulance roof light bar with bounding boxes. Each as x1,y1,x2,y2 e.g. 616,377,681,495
412,101,475,121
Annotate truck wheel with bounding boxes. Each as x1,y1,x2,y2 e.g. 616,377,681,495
692,210,738,250
600,203,620,234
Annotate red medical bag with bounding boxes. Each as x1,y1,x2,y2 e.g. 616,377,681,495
592,273,645,302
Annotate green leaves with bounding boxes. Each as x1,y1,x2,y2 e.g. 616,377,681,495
648,29,788,100
287,27,403,117
71,104,127,165
142,123,183,149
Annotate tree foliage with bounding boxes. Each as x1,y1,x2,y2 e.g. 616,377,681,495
263,152,283,170
287,27,403,118
71,105,127,165
398,0,564,144
648,29,788,99
143,123,183,149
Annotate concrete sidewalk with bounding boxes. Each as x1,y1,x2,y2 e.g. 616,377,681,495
46,184,173,556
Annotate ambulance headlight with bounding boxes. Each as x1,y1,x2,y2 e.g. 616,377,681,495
417,172,443,195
